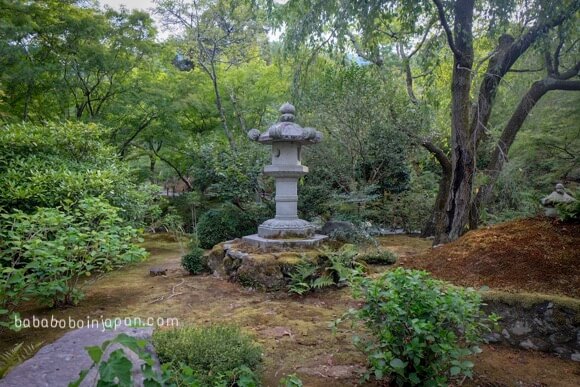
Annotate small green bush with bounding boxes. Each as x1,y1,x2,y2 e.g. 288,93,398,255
196,203,265,248
344,268,497,385
181,248,207,275
152,325,262,385
0,197,147,327
358,249,397,265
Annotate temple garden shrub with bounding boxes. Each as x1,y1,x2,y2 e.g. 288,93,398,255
196,203,268,248
342,268,497,385
181,247,208,275
358,249,397,265
152,325,262,385
0,122,160,227
0,197,147,326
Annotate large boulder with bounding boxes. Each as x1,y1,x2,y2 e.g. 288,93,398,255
320,220,356,236
0,325,158,387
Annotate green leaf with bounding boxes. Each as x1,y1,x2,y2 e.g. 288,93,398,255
97,349,133,386
86,345,103,363
389,358,406,369
450,366,461,376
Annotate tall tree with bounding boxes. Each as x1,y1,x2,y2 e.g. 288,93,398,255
275,0,580,243
154,0,265,151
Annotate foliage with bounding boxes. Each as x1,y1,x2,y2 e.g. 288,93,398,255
557,198,580,222
0,121,160,227
358,250,397,265
279,374,303,387
181,248,208,275
288,245,363,295
0,1,155,121
70,332,179,387
0,341,43,378
152,325,262,385
196,203,267,249
0,197,147,323
325,223,377,246
298,64,415,220
342,268,497,385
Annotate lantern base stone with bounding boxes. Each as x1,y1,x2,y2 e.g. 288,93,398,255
242,234,328,249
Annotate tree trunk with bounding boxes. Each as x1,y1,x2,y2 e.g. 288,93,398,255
420,141,452,244
443,0,475,242
210,68,237,152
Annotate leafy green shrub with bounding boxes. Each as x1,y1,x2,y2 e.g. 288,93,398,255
196,203,265,248
0,122,160,227
358,249,397,265
152,325,262,385
343,268,496,385
0,197,147,324
288,245,363,295
557,198,579,221
181,248,207,275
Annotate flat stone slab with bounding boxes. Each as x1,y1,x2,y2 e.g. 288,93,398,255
242,234,327,249
0,325,157,387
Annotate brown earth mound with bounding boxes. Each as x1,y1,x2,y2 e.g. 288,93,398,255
402,217,580,298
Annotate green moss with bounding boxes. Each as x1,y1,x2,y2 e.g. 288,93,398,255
482,290,580,312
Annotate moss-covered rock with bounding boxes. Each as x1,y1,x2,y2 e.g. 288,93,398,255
207,241,320,291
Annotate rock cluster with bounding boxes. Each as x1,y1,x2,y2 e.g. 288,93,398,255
484,299,579,361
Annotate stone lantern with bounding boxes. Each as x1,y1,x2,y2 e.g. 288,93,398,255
243,103,327,247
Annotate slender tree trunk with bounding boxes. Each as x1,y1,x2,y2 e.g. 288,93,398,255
210,68,237,152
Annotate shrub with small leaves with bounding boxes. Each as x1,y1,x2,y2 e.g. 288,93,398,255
196,204,265,249
342,268,497,386
358,249,397,265
152,325,262,385
181,248,207,275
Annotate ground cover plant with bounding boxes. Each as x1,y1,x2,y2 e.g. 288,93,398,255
152,325,262,385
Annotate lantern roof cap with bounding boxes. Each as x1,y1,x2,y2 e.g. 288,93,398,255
247,103,322,145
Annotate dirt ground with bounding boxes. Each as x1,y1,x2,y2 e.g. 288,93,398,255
401,218,580,298
1,229,579,386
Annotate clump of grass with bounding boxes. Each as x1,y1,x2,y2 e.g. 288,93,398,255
152,325,262,384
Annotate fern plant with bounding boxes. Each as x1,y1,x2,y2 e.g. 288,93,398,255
288,259,318,295
0,341,43,378
288,245,364,295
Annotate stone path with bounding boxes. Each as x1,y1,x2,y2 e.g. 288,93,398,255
0,325,155,387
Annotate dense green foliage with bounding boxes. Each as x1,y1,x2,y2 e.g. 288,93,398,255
196,204,267,248
152,325,262,385
0,122,162,227
0,198,147,323
181,248,208,275
344,268,496,385
358,249,398,265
